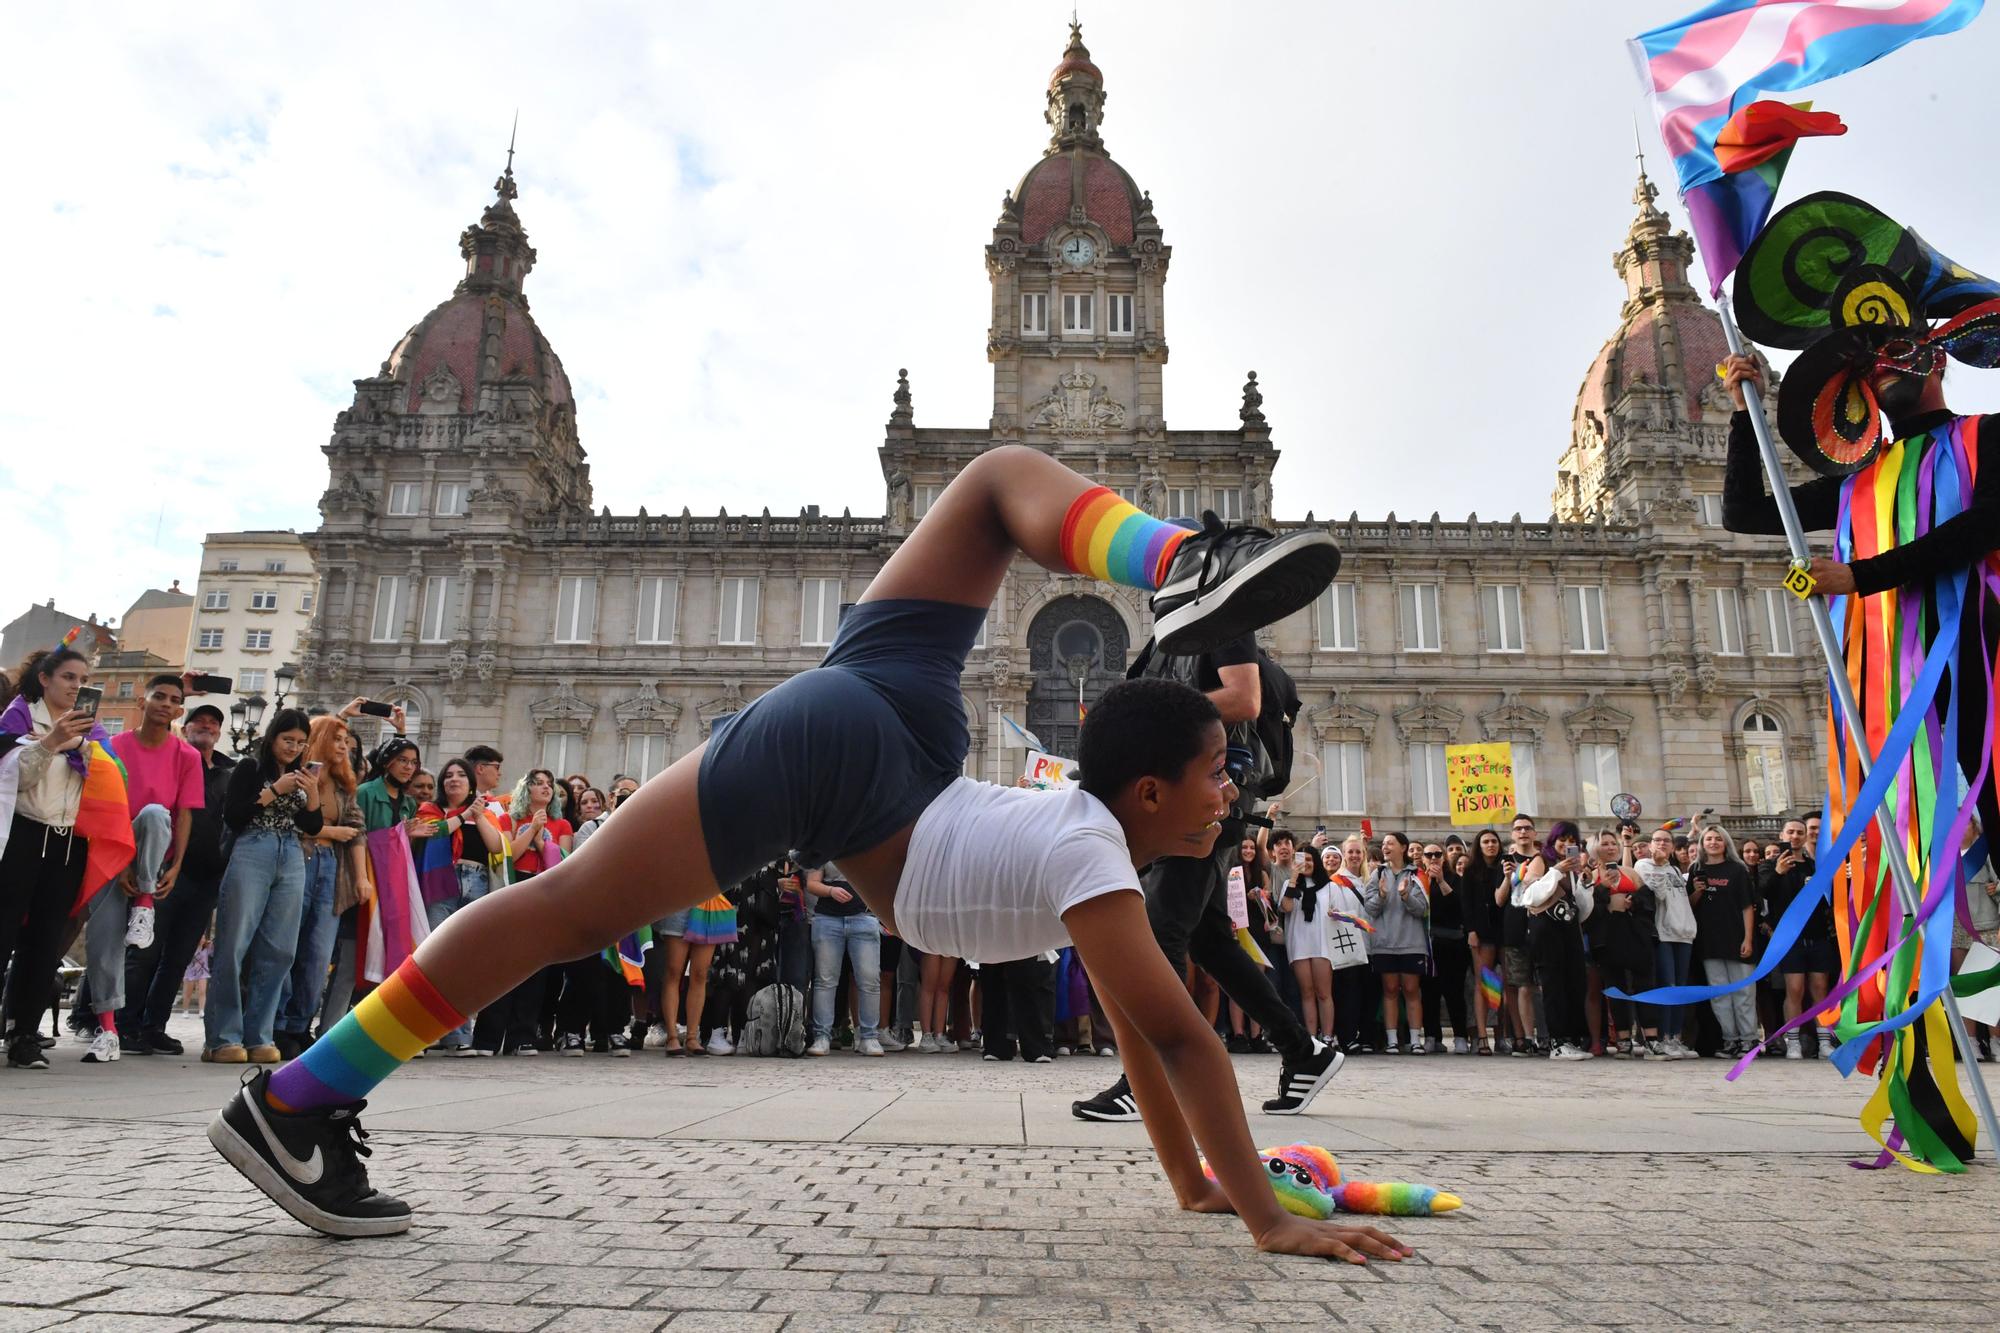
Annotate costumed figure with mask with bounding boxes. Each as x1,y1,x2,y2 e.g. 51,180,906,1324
1719,192,2000,1172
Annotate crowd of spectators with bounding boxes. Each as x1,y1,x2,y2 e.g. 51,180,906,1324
4,648,1997,1074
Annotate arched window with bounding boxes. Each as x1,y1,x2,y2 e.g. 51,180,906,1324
1054,619,1104,671
1742,710,1790,815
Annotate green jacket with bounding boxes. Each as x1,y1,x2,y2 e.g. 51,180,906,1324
355,776,414,832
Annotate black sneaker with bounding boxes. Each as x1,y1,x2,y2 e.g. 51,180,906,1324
608,1033,632,1058
1151,512,1342,657
559,1033,585,1057
1262,1039,1344,1115
119,1032,149,1056
1071,1074,1141,1123
143,1029,185,1056
7,1036,49,1069
206,1068,412,1238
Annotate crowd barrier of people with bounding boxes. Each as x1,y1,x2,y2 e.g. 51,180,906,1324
4,652,1997,1076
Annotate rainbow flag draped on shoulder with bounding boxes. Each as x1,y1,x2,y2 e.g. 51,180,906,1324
0,697,134,912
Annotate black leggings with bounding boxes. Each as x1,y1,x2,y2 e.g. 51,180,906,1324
1331,964,1371,1049
1423,936,1470,1041
0,818,88,1039
1530,919,1588,1047
1598,942,1658,1035
1145,820,1313,1063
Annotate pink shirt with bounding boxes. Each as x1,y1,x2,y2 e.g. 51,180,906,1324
110,730,205,820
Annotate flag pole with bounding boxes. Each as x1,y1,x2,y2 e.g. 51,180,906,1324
1719,294,2000,1164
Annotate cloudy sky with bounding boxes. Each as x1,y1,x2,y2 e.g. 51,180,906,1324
4,1,1995,624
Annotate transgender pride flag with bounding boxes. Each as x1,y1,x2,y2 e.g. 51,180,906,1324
1631,1,1984,195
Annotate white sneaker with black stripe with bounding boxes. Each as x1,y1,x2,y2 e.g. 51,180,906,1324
1151,513,1343,657
1261,1039,1344,1115
1071,1074,1142,1122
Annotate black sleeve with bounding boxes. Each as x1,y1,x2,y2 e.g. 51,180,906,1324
1847,414,2000,595
293,801,324,837
1208,634,1257,670
222,760,263,832
1721,411,1843,535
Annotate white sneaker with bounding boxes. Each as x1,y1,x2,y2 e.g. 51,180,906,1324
1670,1038,1694,1061
1784,1036,1803,1061
806,1036,831,1057
1452,1036,1470,1055
705,1031,735,1056
643,1026,668,1050
81,1028,120,1064
1551,1043,1590,1062
857,1038,884,1057
125,904,155,949
1818,1038,1837,1061
875,1030,905,1053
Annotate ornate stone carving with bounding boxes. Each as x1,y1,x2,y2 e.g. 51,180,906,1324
1239,370,1266,428
1309,692,1379,744
528,677,596,731
1477,691,1550,743
1393,691,1464,745
1563,693,1636,745
1665,661,1690,704
614,680,683,737
988,653,1014,690
1027,365,1127,437
696,681,747,738
889,368,913,425
417,364,462,415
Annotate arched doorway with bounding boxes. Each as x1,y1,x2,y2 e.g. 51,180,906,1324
1026,595,1130,758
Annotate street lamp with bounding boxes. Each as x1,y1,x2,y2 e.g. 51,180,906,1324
227,665,304,754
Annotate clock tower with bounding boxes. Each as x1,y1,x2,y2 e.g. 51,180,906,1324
986,22,1168,449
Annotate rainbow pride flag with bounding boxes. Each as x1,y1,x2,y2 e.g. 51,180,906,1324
1479,964,1504,1010
606,925,653,987
361,826,431,983
74,739,135,913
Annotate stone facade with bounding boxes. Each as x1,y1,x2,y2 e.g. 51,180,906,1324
299,24,1824,835
185,530,318,718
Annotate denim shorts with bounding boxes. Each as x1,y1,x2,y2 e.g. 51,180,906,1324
656,909,690,938
697,598,985,888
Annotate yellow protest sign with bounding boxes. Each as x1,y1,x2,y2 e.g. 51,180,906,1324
1783,562,1817,601
1446,742,1517,827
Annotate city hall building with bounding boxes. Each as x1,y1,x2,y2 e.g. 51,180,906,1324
298,25,1823,834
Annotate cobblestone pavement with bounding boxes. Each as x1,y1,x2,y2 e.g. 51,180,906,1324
1,1015,1994,1331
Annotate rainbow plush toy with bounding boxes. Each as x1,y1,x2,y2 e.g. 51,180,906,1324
1199,1143,1463,1218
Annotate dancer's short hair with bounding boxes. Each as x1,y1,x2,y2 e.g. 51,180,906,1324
1076,678,1221,801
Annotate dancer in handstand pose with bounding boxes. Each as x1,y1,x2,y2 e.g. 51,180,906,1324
208,444,1408,1263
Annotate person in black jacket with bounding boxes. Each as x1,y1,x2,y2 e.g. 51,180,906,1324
118,703,235,1055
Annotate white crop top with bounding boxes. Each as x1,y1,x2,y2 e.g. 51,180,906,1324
891,777,1140,963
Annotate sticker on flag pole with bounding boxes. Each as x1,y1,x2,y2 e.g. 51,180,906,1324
1783,562,1817,601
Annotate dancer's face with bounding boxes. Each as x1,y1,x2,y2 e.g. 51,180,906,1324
1132,720,1232,860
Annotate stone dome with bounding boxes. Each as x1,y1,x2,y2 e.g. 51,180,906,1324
1013,150,1144,247
379,164,574,415
383,289,573,415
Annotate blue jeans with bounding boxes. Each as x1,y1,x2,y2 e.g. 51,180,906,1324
810,913,881,1041
420,862,490,1047
276,845,339,1037
1653,939,1694,1040
206,828,306,1051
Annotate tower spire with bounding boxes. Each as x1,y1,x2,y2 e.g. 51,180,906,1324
495,113,520,205
1045,19,1107,152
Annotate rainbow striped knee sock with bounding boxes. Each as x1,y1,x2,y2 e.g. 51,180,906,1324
1058,486,1191,591
265,957,465,1112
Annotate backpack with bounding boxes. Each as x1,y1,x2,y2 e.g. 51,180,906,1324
740,983,807,1058
1128,639,1301,800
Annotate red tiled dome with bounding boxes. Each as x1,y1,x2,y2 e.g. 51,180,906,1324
1015,151,1142,247
1575,301,1731,425
383,290,573,414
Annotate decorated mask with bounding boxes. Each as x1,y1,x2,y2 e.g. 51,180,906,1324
1733,192,2000,476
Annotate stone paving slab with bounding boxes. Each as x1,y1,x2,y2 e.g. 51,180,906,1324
0,1013,1993,1328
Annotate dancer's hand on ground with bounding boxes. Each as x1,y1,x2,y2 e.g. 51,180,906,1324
1255,1216,1410,1264
1721,354,1764,409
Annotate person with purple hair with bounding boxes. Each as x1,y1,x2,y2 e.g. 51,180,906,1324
1513,819,1596,1062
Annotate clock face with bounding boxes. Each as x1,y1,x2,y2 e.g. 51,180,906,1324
1060,234,1097,267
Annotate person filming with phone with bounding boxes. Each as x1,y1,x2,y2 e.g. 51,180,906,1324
205,709,321,1065
0,645,111,1069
